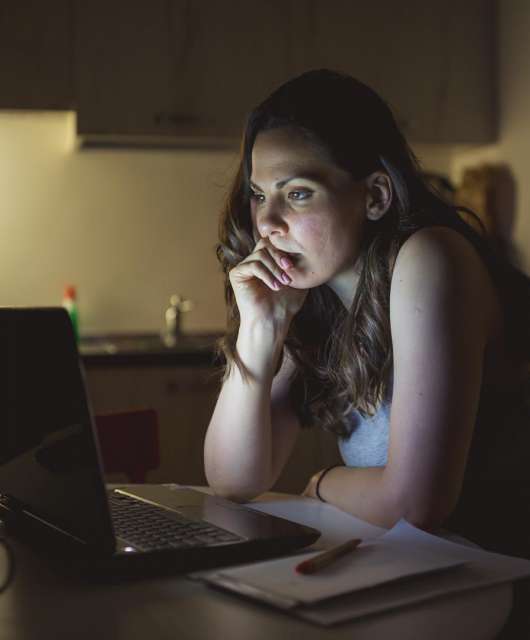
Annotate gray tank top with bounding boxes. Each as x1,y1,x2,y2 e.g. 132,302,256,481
338,374,393,468
338,400,390,467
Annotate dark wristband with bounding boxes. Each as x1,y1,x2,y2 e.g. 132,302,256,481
315,464,342,502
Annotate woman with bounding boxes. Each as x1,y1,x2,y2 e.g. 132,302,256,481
204,69,530,558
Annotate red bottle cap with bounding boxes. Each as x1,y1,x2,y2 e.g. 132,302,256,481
64,285,77,300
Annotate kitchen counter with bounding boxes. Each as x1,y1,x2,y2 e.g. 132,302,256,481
80,332,223,368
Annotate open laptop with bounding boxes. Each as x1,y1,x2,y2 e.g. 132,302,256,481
0,307,319,576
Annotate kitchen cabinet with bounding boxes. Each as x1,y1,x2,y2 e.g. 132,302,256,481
0,0,73,110
2,1,496,144
299,0,497,143
76,0,496,146
84,364,341,492
74,0,296,145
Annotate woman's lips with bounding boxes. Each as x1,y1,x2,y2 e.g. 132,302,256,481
286,253,302,268
268,242,302,263
273,246,299,256
280,251,300,262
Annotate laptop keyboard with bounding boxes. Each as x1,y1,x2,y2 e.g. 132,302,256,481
108,492,244,552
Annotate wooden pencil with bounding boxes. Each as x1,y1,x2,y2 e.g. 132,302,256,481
295,538,363,575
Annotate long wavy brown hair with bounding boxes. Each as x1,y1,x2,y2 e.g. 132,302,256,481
216,69,530,437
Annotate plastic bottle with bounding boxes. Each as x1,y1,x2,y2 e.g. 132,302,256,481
63,285,80,343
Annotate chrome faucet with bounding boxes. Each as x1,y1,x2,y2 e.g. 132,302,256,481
163,294,193,346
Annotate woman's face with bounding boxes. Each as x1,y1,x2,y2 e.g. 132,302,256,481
249,127,368,295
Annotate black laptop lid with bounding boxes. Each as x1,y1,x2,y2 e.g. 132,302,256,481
0,307,115,549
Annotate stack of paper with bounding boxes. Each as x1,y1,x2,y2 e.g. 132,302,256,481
193,506,530,626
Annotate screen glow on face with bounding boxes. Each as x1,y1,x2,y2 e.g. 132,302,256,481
249,128,366,291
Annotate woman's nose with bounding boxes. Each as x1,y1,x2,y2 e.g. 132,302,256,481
255,202,288,238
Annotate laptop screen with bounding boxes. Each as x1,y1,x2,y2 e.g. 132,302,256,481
0,308,115,549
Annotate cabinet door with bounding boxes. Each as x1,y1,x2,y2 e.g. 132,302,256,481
75,0,177,137
75,0,294,143
170,0,294,140
150,366,220,485
75,0,495,145
0,0,73,109
303,0,496,143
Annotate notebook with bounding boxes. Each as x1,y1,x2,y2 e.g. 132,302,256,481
0,307,319,576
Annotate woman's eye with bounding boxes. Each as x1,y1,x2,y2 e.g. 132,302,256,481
288,189,313,201
250,191,265,203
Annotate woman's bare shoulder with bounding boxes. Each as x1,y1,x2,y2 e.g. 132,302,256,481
392,225,492,290
395,225,481,266
391,225,500,341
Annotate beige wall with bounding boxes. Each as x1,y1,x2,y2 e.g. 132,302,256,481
451,0,530,273
0,111,455,337
0,111,237,335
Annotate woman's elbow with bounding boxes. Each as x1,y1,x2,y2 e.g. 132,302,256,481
204,466,268,503
388,473,458,533
208,481,265,504
400,497,453,533
402,509,445,533
204,454,272,503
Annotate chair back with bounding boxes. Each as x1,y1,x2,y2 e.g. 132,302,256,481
95,408,160,483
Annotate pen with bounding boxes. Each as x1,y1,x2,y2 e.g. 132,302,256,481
295,538,362,575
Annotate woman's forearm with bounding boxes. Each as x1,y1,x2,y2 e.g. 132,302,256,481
314,465,447,530
314,466,404,529
204,320,287,501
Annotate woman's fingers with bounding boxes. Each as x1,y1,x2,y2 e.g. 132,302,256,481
230,259,284,291
232,241,293,290
251,248,292,284
254,238,295,271
229,237,307,324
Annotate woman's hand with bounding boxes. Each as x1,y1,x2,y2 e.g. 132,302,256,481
229,238,307,330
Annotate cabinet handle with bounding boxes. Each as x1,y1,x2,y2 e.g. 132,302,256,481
166,380,180,395
154,112,199,127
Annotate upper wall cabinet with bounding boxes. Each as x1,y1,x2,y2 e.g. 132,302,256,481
76,0,496,146
0,0,73,109
74,0,297,145
295,0,497,144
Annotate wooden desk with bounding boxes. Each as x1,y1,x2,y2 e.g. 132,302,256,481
0,493,514,640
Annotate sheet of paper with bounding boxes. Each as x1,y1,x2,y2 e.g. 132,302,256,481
202,520,473,606
245,497,387,549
